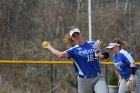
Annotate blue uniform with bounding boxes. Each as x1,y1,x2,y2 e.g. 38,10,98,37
66,41,101,77
66,41,109,93
113,49,138,79
113,49,140,93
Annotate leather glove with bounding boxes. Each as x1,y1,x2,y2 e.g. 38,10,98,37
93,39,102,55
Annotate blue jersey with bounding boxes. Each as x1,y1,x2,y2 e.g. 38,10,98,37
113,49,138,79
66,41,101,76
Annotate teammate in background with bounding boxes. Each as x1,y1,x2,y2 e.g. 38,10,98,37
42,27,109,93
107,38,140,93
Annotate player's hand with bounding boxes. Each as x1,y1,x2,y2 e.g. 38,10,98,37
118,79,121,86
125,75,136,91
42,41,50,48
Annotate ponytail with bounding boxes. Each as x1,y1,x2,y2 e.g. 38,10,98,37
63,32,75,48
113,38,128,48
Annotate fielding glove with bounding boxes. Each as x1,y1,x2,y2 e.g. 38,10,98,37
93,39,102,55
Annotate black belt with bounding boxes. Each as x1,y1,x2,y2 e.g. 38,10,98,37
78,74,97,78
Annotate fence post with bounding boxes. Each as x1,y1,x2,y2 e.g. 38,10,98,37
106,64,108,83
51,64,53,93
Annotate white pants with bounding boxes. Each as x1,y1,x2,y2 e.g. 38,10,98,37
78,74,109,93
118,70,140,93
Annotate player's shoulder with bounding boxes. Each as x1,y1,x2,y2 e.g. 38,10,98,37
86,41,95,43
67,45,79,50
86,41,95,44
120,49,128,54
120,49,131,57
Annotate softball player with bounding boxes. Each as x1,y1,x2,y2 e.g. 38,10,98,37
107,38,140,93
43,27,109,93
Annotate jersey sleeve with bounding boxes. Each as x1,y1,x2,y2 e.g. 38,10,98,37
121,52,134,64
65,47,74,59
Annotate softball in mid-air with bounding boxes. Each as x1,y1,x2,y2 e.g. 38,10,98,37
42,41,49,47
